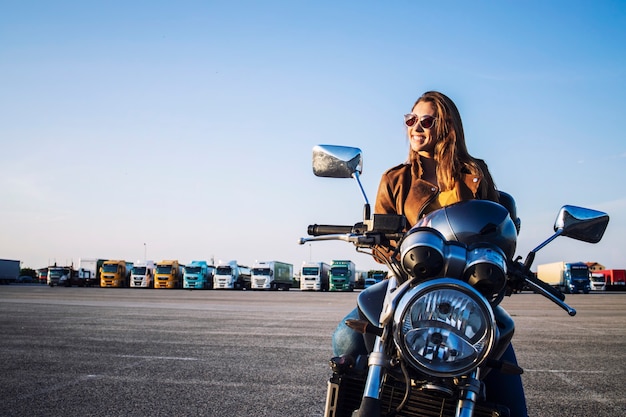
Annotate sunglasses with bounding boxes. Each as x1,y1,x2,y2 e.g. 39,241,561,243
404,114,436,129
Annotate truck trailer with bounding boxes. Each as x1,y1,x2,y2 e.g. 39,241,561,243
536,261,590,294
300,261,330,291
329,260,356,292
183,260,215,289
77,258,99,287
0,259,20,285
251,261,293,290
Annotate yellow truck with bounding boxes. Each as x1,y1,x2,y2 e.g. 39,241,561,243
100,260,129,288
154,260,183,289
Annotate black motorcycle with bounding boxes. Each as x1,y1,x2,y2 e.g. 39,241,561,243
300,145,609,417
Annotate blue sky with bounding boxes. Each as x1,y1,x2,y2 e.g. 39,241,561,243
1,0,625,273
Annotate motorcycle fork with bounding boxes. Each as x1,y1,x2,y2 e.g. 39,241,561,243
356,276,405,416
455,369,481,417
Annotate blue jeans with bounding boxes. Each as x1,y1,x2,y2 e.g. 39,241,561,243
332,308,528,417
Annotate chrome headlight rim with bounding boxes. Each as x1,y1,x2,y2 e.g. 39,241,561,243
393,278,497,378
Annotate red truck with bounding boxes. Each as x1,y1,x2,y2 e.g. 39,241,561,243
594,269,626,291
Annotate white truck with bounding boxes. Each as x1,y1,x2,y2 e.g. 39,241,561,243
47,265,75,287
130,260,156,288
214,260,251,290
251,261,293,290
300,261,330,291
589,272,606,291
77,258,98,287
183,260,215,289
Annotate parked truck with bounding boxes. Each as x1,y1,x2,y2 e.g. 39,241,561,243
355,270,368,289
329,260,356,291
589,272,606,291
37,268,48,285
183,260,215,289
77,258,99,287
364,270,386,289
154,260,183,289
100,260,129,287
593,269,626,291
251,261,293,290
130,260,156,288
300,261,330,291
536,261,590,294
47,265,80,287
0,259,20,284
213,260,251,290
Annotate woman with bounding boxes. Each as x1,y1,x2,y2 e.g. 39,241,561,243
376,91,499,224
332,91,527,416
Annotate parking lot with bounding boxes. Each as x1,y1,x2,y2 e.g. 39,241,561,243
1,286,625,416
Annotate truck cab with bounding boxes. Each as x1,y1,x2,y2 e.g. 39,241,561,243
300,262,330,291
329,260,355,292
155,260,183,289
131,261,155,288
47,266,72,287
100,260,128,288
565,262,591,294
183,261,214,289
589,273,606,291
214,261,250,290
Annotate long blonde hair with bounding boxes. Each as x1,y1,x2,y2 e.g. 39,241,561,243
409,91,484,191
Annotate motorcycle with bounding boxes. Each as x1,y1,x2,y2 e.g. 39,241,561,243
299,145,609,417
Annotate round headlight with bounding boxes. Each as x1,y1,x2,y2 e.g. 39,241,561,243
463,245,507,301
393,278,496,377
400,227,446,279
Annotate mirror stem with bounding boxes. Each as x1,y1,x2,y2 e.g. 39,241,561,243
352,171,370,208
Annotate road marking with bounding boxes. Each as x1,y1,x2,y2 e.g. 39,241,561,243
116,354,198,361
526,368,626,414
524,369,605,373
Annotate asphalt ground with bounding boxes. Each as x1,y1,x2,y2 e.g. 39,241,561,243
0,285,625,417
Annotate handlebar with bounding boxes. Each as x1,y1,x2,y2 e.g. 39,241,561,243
307,224,354,236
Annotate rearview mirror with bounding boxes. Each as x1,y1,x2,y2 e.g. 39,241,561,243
312,145,362,179
554,205,609,243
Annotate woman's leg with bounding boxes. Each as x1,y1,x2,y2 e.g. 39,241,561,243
332,307,368,358
483,343,528,417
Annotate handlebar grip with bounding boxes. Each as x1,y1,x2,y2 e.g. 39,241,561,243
307,224,353,236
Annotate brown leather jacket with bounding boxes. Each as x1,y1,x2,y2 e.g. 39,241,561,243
372,159,499,263
375,159,499,228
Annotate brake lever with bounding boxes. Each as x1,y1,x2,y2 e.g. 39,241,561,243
509,260,576,316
